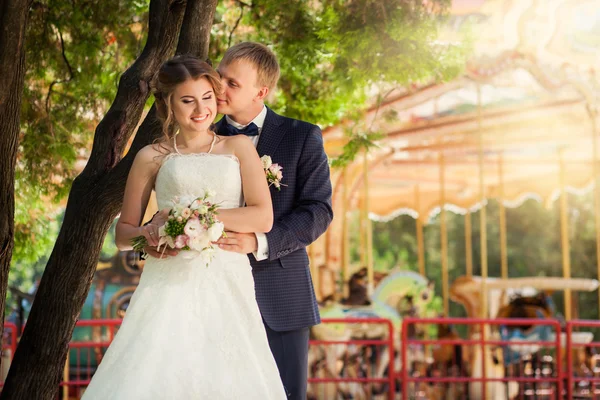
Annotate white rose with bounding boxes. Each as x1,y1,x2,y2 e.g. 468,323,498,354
183,218,203,238
188,232,211,251
261,155,272,170
207,221,224,242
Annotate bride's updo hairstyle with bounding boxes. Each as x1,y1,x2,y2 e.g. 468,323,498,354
151,55,222,145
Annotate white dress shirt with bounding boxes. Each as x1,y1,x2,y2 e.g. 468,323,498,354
225,106,270,261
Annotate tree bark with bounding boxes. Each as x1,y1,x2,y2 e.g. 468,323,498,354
1,0,216,398
0,0,33,370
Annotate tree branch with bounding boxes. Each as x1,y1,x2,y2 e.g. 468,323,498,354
175,0,218,56
46,27,74,114
228,4,245,47
83,0,188,176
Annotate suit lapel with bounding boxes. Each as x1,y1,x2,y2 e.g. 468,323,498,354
256,108,285,157
213,117,225,136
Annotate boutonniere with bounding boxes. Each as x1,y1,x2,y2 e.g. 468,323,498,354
261,155,287,191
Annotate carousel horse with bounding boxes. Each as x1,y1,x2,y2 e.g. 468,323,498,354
496,291,555,330
341,267,372,306
311,270,444,399
340,267,390,306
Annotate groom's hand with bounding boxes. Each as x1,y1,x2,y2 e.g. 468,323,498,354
216,232,258,254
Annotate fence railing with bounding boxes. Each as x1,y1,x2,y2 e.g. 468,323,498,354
308,318,395,400
402,317,563,400
3,318,600,399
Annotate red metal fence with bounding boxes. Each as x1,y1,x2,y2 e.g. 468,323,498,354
565,320,600,399
402,317,563,400
307,318,395,400
3,318,600,399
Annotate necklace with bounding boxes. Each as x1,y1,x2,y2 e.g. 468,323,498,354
173,131,217,155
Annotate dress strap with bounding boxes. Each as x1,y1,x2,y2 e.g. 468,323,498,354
207,131,217,154
173,136,182,155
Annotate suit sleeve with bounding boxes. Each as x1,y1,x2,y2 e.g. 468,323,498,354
265,126,334,261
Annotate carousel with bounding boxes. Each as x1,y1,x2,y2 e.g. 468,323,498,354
310,0,600,319
304,0,600,398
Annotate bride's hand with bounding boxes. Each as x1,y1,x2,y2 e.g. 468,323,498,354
149,208,170,227
143,245,179,259
141,223,160,247
141,208,170,247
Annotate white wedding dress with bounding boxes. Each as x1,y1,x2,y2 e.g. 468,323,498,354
82,148,286,399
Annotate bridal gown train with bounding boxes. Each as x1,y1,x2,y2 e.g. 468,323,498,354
82,150,287,399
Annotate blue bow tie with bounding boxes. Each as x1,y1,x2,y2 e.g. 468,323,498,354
217,121,259,137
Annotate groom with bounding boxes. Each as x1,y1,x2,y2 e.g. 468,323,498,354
214,42,333,399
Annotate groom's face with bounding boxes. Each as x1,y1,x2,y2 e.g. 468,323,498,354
217,60,265,122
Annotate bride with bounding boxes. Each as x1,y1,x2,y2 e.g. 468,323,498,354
81,55,286,399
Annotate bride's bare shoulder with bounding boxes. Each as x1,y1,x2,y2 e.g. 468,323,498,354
217,134,254,152
139,142,173,157
133,143,174,169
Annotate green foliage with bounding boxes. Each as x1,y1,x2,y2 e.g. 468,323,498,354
13,0,150,268
330,130,384,168
212,0,464,126
100,218,119,260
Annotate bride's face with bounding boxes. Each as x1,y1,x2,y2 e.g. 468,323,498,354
171,77,217,135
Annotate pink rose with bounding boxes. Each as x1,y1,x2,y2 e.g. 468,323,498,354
174,234,189,249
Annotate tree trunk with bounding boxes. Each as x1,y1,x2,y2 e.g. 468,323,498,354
1,0,217,398
0,0,33,368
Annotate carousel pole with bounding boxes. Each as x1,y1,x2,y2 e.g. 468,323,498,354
63,360,69,400
499,155,508,279
415,185,426,276
559,149,572,320
588,103,600,318
341,166,351,299
360,189,367,268
362,150,375,296
465,212,473,277
477,84,489,318
439,153,449,316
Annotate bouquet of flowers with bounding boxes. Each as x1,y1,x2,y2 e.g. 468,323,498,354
131,190,225,265
261,155,286,190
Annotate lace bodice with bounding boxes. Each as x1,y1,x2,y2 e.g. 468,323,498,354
155,153,244,210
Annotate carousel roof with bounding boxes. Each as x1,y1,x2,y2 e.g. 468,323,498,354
323,0,600,221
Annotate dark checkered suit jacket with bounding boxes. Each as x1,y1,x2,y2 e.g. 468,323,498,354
215,108,333,332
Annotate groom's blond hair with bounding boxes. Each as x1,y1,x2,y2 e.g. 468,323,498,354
220,42,280,90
